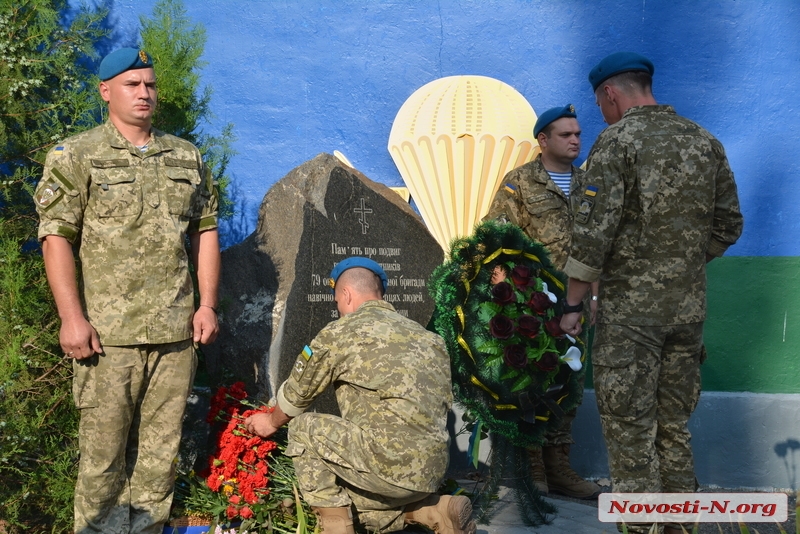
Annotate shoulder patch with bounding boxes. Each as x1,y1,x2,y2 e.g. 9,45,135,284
575,184,599,224
292,345,314,377
575,197,595,224
34,183,63,210
503,183,517,194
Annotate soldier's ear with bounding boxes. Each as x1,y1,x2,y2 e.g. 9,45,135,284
603,84,616,104
98,81,111,103
537,132,548,149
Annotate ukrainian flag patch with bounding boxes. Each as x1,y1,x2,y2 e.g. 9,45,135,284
302,345,313,360
503,183,517,194
584,185,598,197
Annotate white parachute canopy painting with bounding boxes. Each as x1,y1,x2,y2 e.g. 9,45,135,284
388,75,539,252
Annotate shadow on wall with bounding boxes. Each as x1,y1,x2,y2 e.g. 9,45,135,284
774,439,800,491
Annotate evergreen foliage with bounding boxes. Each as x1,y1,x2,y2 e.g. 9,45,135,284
0,1,235,530
428,221,585,526
0,0,107,239
429,221,585,449
0,2,107,531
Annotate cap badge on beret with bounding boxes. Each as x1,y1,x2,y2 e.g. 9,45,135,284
533,104,578,138
98,47,154,81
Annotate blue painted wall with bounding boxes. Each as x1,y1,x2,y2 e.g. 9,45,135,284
102,0,798,254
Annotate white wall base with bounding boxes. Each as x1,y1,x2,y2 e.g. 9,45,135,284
571,390,800,491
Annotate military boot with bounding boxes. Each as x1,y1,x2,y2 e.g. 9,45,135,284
542,444,601,499
312,506,355,534
526,447,549,493
404,494,476,534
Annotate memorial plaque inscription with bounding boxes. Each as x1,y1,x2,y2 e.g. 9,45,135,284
204,154,442,413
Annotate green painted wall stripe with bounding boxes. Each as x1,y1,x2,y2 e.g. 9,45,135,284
584,256,799,394
704,256,799,393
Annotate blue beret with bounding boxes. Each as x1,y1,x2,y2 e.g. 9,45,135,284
588,52,654,91
533,104,577,138
99,48,154,81
329,257,388,294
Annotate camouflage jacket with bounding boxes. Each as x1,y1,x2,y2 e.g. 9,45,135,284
278,299,452,492
35,121,218,345
564,105,743,325
483,154,585,269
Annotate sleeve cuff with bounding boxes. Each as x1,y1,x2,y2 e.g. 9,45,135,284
188,214,218,234
563,256,602,282
276,383,306,418
706,238,730,258
38,221,80,243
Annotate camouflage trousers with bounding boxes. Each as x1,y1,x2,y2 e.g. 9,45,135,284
592,323,702,495
72,340,196,534
286,413,430,533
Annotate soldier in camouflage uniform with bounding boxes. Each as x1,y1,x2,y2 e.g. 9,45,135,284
245,257,476,534
560,52,743,534
483,105,600,500
34,49,220,534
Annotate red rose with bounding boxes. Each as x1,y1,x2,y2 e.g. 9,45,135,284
544,317,565,337
516,315,541,338
534,351,559,371
226,505,238,519
510,265,534,288
489,315,515,339
528,292,553,314
491,281,516,305
239,505,254,519
503,344,528,370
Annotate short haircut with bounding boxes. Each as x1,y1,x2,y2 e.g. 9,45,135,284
539,122,557,139
337,267,384,297
606,71,653,96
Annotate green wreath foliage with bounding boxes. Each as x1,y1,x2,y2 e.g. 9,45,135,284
430,220,586,448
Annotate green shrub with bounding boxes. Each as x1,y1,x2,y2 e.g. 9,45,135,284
0,1,234,531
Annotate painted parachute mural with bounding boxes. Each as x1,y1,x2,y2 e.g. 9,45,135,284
388,76,539,252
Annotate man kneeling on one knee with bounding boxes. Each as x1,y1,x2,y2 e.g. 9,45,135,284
245,257,476,534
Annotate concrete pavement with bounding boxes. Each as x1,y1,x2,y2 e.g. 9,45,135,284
469,486,613,534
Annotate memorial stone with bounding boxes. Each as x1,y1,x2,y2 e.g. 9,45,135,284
205,153,443,412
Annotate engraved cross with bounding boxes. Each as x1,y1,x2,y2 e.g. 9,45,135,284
354,198,373,234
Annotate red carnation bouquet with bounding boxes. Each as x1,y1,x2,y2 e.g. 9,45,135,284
171,382,316,533
204,382,278,520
